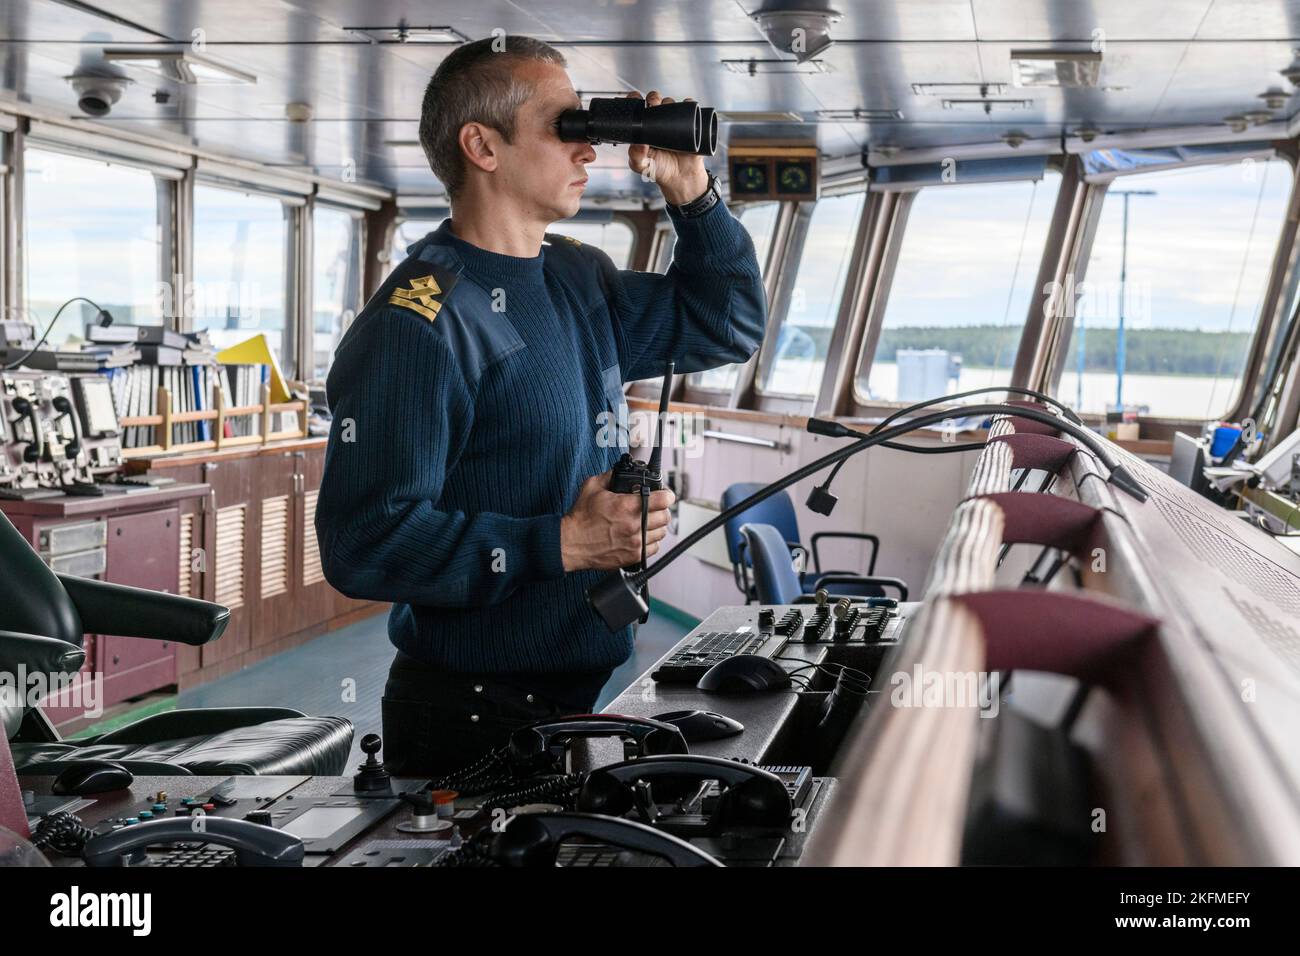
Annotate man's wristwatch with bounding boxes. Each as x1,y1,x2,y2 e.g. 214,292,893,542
672,174,722,219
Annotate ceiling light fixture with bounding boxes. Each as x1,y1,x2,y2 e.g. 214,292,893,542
1002,131,1028,148
346,24,469,44
1243,109,1275,126
815,108,903,121
716,110,805,122
911,82,1008,97
1223,114,1250,133
1010,49,1102,88
942,98,1032,112
103,48,256,85
722,57,832,75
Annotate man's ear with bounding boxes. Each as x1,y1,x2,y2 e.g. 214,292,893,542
459,122,499,175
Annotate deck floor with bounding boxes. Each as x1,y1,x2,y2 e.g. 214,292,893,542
176,609,690,770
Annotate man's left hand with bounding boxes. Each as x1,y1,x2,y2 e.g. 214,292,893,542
626,90,709,206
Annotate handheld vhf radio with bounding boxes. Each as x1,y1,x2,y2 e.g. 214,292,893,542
608,364,674,620
609,362,673,498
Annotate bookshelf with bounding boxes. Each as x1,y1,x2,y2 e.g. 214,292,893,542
119,381,309,458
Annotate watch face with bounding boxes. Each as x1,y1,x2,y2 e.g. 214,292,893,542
731,160,769,195
775,159,815,195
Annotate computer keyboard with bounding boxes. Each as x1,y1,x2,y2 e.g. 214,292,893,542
651,628,773,683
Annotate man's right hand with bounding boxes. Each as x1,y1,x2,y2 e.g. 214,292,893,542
560,468,676,572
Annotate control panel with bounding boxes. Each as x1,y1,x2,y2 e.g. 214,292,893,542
1,370,122,498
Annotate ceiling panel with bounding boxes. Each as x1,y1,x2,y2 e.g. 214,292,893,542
0,1,1298,198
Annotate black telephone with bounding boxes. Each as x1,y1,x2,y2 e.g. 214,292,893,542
577,754,792,832
82,816,306,868
508,713,688,773
443,811,722,868
429,714,689,815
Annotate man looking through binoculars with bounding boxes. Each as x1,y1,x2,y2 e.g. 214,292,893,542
316,35,766,774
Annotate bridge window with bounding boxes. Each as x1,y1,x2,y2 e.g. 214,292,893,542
760,192,865,397
390,218,438,266
692,201,780,393
312,205,363,381
552,220,634,268
191,184,293,373
1058,159,1290,419
857,172,1060,405
23,148,163,346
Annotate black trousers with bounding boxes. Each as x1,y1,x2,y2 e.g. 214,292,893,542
380,650,614,778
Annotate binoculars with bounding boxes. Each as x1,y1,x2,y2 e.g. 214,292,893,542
559,98,718,156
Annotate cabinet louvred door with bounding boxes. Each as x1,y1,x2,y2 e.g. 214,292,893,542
213,504,246,610
177,513,194,597
261,494,290,599
302,489,324,586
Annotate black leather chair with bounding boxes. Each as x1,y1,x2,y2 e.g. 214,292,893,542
0,510,353,776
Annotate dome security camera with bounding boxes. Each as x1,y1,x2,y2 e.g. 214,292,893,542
67,74,131,117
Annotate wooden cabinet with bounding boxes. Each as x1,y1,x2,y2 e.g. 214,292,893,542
4,439,382,724
100,508,180,702
0,485,209,730
126,439,382,688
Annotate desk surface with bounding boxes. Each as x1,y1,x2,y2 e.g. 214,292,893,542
596,603,908,767
0,482,209,517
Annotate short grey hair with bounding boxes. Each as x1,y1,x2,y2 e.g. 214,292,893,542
419,36,567,198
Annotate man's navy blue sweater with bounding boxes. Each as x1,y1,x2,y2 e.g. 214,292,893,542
315,199,765,675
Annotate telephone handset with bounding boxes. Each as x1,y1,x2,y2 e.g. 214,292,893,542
507,713,688,774
429,714,690,813
471,812,723,867
82,815,306,868
577,754,792,829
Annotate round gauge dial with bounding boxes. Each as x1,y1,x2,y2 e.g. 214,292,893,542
736,163,767,192
778,163,811,193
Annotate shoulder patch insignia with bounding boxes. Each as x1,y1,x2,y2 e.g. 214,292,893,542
389,274,447,322
548,233,582,247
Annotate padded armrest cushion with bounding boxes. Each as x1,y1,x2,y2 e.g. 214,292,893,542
57,574,230,647
90,707,309,745
0,630,85,676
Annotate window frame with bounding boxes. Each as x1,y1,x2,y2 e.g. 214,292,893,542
19,140,177,340
1039,151,1300,437
308,201,365,382
849,169,1067,413
751,191,872,413
678,200,787,400
190,177,301,379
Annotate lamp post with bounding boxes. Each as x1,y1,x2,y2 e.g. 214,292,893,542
1112,188,1156,410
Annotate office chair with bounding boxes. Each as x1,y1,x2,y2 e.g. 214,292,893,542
0,510,353,776
739,522,908,605
722,482,904,602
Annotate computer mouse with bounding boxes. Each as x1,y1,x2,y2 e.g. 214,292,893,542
652,709,745,742
696,656,792,694
52,760,134,796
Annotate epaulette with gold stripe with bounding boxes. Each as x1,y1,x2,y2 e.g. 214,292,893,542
387,265,459,323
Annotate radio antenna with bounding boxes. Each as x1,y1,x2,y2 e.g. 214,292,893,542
647,362,674,476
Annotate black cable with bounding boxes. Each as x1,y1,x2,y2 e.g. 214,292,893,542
631,402,1142,590
3,297,114,371
817,385,1081,493
29,812,94,857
